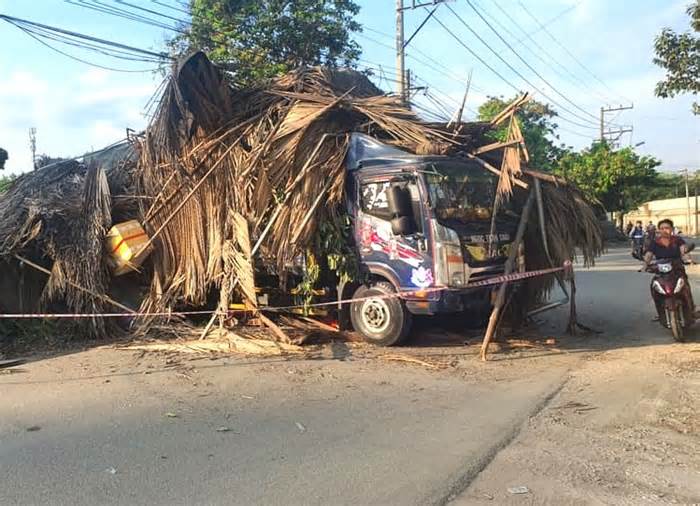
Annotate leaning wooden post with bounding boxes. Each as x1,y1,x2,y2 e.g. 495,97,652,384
480,186,535,361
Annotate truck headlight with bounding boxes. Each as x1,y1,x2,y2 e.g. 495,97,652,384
435,242,464,286
432,220,465,287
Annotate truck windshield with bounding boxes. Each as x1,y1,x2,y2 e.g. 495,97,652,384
424,162,512,222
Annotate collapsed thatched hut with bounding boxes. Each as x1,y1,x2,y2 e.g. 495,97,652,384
0,52,602,341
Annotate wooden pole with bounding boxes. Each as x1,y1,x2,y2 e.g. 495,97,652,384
694,171,698,236
463,154,528,190
685,168,691,234
15,254,136,314
480,187,535,361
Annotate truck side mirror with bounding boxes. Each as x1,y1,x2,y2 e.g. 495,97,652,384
387,185,416,236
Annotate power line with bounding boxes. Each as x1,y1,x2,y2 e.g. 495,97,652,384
514,2,579,44
112,0,185,23
0,14,167,73
461,1,600,125
0,14,172,60
517,1,630,105
65,0,188,34
362,26,486,94
436,6,599,131
475,0,613,107
149,0,190,16
17,21,164,63
430,13,521,93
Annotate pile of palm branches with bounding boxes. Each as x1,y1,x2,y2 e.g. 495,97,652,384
0,161,114,334
134,52,471,321
0,51,602,338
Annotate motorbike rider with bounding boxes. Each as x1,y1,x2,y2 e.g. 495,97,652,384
629,220,645,259
643,219,695,323
646,221,656,240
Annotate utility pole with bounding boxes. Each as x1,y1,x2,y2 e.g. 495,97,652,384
447,69,472,128
600,104,634,144
694,170,698,236
28,127,37,170
684,169,691,235
396,0,405,104
395,0,452,107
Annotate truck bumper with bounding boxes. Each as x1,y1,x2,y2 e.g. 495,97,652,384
405,286,501,315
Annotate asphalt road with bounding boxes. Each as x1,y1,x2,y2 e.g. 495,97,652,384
0,245,675,505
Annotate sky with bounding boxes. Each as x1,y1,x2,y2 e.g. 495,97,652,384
0,0,698,175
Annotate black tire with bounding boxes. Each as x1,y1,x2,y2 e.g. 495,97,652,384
669,309,685,342
350,281,412,346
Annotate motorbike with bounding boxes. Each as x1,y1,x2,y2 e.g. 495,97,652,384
645,244,695,342
631,236,644,260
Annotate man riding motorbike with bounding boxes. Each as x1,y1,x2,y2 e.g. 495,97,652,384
629,220,645,259
643,219,695,327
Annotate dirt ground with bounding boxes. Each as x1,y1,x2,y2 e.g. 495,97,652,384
2,247,700,505
451,341,700,505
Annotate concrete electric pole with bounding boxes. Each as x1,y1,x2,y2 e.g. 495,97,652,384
396,0,405,103
395,0,452,106
599,104,633,146
684,168,691,234
28,127,37,170
694,171,698,236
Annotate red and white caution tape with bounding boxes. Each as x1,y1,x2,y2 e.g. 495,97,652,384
0,263,571,319
0,310,222,319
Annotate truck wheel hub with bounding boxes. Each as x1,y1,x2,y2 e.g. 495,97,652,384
362,298,390,333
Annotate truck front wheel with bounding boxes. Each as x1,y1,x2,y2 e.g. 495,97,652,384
350,281,412,346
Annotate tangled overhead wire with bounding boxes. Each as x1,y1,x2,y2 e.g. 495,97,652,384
0,13,171,72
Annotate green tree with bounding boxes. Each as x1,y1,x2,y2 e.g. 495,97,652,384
169,0,362,85
555,142,661,218
477,96,569,172
0,175,14,193
653,1,700,114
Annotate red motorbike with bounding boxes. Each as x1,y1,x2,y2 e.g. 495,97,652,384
646,248,695,341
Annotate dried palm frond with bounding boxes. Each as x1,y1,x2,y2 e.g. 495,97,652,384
0,52,603,340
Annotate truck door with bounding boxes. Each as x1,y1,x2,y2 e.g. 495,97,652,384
356,176,434,291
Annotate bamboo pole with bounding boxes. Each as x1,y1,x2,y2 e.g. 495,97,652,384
480,187,535,361
199,135,335,340
463,153,528,189
142,124,255,252
15,254,136,314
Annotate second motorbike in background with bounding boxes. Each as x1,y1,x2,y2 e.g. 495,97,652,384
629,221,646,260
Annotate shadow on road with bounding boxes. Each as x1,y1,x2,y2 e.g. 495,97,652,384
3,246,699,372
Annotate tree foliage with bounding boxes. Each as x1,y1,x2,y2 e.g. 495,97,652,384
555,141,662,213
169,0,362,86
0,175,14,193
477,96,568,172
653,1,700,114
35,154,67,169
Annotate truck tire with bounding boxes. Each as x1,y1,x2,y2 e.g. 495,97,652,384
350,281,412,346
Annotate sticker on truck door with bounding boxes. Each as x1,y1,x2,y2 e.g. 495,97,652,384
359,216,423,268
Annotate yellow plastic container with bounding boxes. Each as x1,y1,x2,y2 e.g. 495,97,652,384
106,220,153,276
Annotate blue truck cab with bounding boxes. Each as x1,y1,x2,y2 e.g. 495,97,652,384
343,134,523,345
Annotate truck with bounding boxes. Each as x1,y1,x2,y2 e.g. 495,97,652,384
271,133,524,346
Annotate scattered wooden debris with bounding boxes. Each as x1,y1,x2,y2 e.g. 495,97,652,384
380,353,446,370
119,330,303,357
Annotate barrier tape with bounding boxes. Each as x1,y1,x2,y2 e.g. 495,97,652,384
262,264,570,312
0,310,222,319
0,264,570,319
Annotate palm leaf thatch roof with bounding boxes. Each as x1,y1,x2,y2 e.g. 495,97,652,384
0,51,602,337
